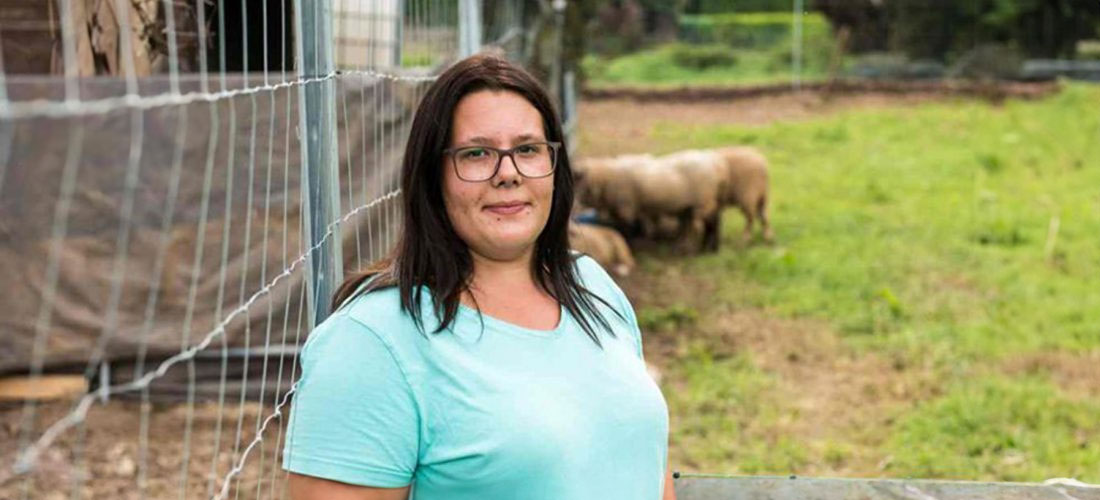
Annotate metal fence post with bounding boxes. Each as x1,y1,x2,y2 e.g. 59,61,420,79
394,0,405,67
297,0,342,327
552,0,570,151
792,0,804,90
459,0,483,57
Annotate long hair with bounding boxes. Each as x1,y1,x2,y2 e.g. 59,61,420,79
332,54,618,346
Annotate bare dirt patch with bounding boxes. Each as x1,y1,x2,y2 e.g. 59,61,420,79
1002,350,1100,399
582,80,1059,103
579,89,1005,156
0,399,288,500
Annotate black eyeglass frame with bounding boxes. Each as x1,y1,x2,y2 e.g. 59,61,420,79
442,141,563,182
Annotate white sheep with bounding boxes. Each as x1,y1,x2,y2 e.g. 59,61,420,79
716,146,773,244
575,146,770,252
573,154,656,238
568,222,636,277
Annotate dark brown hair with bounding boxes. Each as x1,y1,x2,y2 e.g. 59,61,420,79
332,54,618,346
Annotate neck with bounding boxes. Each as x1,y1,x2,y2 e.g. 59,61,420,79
467,246,541,295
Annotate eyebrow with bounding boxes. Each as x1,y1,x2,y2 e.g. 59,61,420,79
463,134,546,146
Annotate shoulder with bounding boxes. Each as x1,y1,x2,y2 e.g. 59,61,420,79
306,286,429,359
573,252,624,298
301,307,395,367
339,285,408,329
573,252,611,284
572,252,635,319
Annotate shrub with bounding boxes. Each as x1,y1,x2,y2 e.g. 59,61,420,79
669,43,739,70
679,12,831,50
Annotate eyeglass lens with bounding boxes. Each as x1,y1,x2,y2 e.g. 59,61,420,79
452,143,555,181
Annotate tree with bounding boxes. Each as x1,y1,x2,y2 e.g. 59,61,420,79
814,0,1100,60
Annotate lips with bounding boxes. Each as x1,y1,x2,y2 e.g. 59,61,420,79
484,201,529,215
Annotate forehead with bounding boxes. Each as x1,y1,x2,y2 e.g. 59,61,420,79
450,89,545,144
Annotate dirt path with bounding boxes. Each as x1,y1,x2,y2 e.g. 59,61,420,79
579,90,965,156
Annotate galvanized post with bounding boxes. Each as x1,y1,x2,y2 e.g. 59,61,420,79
296,0,342,327
792,0,804,90
394,0,404,67
459,0,482,58
552,0,569,146
562,69,577,156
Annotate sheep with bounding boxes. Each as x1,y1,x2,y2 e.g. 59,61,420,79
568,222,636,278
715,146,773,244
575,153,705,244
573,154,653,237
648,149,727,250
574,146,770,252
646,146,773,249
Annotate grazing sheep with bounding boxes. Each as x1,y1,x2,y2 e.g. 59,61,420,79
716,146,773,244
575,153,707,244
575,146,771,252
650,149,726,251
568,222,636,277
650,214,682,240
573,154,653,237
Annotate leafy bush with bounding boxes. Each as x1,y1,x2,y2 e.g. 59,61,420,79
685,0,793,14
669,44,739,70
680,12,831,50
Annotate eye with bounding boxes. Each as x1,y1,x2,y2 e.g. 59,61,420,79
515,143,544,156
458,148,489,160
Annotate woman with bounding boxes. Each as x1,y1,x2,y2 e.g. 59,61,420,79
283,54,674,500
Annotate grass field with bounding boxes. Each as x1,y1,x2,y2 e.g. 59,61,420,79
580,84,1100,481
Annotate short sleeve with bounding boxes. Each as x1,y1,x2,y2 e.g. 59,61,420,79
575,254,646,361
282,313,419,487
616,287,646,362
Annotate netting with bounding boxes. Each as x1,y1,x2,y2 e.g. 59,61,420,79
0,1,551,498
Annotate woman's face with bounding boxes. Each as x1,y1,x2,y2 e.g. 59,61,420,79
442,89,554,263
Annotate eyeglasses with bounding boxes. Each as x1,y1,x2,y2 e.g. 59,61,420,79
443,141,561,182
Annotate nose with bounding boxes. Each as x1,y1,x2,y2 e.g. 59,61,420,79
492,153,521,186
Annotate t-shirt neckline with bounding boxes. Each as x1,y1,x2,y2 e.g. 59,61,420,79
456,301,570,339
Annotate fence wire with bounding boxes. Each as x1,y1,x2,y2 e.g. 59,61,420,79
0,1,548,498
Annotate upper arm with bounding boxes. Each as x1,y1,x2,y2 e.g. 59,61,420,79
283,314,421,489
288,472,410,500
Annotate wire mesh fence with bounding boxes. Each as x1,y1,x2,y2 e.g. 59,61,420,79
0,1,558,498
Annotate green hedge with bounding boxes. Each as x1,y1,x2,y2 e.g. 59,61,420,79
680,12,831,49
686,0,793,14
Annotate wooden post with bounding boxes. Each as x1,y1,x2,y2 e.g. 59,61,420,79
0,375,88,401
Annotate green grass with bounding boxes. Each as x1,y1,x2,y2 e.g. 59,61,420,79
888,377,1100,481
664,347,808,473
637,304,700,333
660,84,1100,359
643,84,1100,481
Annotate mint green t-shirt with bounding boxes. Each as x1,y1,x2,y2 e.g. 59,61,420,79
282,256,669,499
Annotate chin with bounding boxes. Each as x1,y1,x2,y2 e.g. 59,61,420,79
479,230,541,258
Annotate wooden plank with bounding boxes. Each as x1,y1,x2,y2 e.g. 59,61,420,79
0,0,55,74
49,0,97,76
0,375,87,401
73,0,96,76
674,475,1100,500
